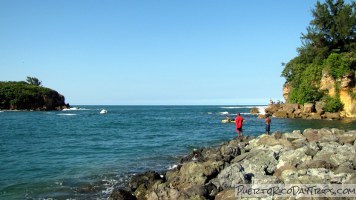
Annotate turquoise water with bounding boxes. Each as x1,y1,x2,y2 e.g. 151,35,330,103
1,105,355,199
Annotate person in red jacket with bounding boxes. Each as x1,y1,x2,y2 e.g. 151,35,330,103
235,113,244,137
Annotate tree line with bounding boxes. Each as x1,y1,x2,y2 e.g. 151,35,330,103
281,0,355,112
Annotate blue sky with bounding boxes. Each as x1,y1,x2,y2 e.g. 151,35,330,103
0,0,318,105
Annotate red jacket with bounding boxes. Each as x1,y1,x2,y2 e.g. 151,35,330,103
235,116,244,128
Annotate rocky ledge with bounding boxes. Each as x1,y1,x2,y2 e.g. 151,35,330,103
264,103,345,120
110,128,356,200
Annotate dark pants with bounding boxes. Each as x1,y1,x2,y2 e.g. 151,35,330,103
266,124,270,133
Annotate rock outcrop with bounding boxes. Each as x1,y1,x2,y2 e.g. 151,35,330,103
110,128,356,199
0,81,69,111
283,70,356,118
264,102,347,120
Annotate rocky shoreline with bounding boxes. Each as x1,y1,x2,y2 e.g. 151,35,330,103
263,103,345,120
109,128,356,199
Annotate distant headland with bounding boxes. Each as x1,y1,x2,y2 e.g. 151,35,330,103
0,77,69,111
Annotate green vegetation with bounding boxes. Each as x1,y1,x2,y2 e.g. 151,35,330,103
324,52,356,79
0,80,63,110
323,95,343,112
281,0,355,112
26,76,42,86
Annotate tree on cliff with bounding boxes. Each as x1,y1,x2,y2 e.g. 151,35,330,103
26,76,42,86
281,0,355,108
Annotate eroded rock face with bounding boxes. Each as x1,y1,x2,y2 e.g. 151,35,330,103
282,83,292,102
340,89,356,118
111,128,356,200
341,72,355,89
340,72,356,118
320,71,337,96
280,70,356,118
320,71,356,118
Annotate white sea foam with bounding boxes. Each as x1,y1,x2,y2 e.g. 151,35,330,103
257,106,267,115
220,106,254,109
62,107,91,111
101,178,118,196
100,109,108,114
240,112,252,115
168,164,179,170
57,113,77,116
220,106,267,109
218,111,229,115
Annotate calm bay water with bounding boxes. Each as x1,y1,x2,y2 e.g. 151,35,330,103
1,105,355,199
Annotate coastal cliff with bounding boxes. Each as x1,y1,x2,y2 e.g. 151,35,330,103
110,128,356,199
0,81,69,111
279,0,355,119
320,71,356,118
280,71,356,119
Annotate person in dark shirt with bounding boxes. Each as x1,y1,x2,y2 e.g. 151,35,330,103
265,114,271,135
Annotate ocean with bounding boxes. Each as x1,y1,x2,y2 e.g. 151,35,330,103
1,105,355,199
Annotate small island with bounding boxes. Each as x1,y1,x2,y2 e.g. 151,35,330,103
0,77,69,111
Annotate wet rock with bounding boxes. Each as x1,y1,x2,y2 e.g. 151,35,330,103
113,128,356,199
283,103,299,114
315,101,326,114
145,182,183,200
182,184,207,198
303,103,315,113
201,147,223,162
240,150,278,175
338,130,356,144
274,163,296,179
129,171,163,192
297,168,351,184
179,161,219,185
180,148,204,163
273,110,288,118
273,131,283,139
280,169,300,184
215,189,236,200
276,146,312,169
252,174,280,185
307,112,322,119
322,112,341,120
344,173,356,184
334,161,355,174
319,128,338,142
220,139,241,160
210,163,246,190
282,130,305,142
265,104,281,114
303,128,322,142
297,159,334,170
109,188,136,200
250,107,259,114
313,142,355,168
